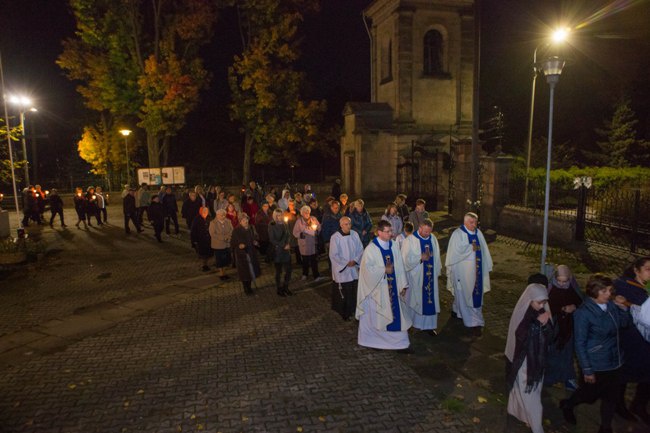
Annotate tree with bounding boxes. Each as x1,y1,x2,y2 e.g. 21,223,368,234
0,118,27,185
595,96,648,167
228,0,328,184
76,113,129,190
58,0,217,168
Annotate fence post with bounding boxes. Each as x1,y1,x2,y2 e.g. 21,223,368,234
631,189,640,253
575,185,587,241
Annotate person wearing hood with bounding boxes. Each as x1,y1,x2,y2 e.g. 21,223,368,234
505,281,552,433
278,189,291,211
544,265,583,390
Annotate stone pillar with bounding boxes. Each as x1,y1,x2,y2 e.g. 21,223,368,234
451,139,473,221
396,8,414,123
479,154,513,228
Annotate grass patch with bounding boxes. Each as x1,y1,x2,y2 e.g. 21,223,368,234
441,397,465,413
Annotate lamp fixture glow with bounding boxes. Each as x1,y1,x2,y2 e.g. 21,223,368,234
119,129,132,136
552,27,570,43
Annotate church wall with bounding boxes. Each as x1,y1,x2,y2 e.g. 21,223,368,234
358,132,397,199
410,10,462,127
375,17,398,115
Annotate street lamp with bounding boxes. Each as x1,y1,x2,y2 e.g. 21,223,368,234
539,56,565,273
524,28,569,206
119,129,132,186
8,95,36,186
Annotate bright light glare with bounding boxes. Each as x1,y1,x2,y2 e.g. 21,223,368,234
119,129,132,136
552,28,570,43
8,95,32,106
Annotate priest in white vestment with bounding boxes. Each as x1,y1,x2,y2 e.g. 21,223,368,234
402,218,442,333
445,212,493,335
329,217,364,320
356,220,412,351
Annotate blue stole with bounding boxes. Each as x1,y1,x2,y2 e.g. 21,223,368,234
460,225,483,308
414,231,436,315
372,237,401,331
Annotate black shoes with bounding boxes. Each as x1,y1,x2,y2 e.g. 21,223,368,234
472,326,483,337
427,329,439,337
201,265,210,272
277,286,293,297
559,399,576,425
283,286,294,296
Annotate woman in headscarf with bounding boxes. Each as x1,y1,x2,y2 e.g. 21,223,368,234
544,265,583,390
505,282,552,433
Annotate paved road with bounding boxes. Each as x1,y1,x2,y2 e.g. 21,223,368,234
0,207,646,433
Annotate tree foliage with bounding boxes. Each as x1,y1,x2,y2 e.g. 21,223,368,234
0,119,27,185
58,0,217,168
595,96,649,167
228,0,328,183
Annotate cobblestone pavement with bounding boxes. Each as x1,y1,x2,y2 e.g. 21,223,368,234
0,207,646,433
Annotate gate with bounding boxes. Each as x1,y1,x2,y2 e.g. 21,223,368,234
576,186,650,254
396,141,440,210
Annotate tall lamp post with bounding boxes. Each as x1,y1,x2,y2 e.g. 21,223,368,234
8,95,36,186
539,56,565,273
524,28,569,206
119,129,132,186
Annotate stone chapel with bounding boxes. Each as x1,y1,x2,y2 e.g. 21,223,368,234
340,0,476,210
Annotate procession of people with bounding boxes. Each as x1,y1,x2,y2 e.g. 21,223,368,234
11,180,649,433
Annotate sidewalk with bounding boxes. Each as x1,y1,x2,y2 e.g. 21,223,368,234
0,207,646,432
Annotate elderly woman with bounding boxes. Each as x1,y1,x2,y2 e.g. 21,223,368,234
230,214,261,296
269,209,293,296
191,207,212,272
209,209,233,280
544,265,583,390
293,205,323,282
381,203,403,239
505,280,552,433
613,256,650,424
349,199,373,247
560,274,630,433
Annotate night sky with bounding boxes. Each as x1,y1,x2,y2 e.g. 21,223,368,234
1,0,648,185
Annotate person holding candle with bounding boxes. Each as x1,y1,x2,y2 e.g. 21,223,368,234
85,186,102,227
74,187,88,229
293,205,324,282
269,209,293,296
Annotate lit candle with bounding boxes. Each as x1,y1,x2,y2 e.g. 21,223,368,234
284,216,288,223
77,193,82,197
45,190,50,195
92,195,97,200
311,224,317,231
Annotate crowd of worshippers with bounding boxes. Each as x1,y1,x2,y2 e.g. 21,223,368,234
505,259,650,433
18,184,108,229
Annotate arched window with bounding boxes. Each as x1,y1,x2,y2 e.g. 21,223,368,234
423,30,444,76
381,39,392,82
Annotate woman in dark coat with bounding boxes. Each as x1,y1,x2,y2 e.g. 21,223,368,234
544,265,583,390
85,186,102,226
190,207,212,272
230,214,261,296
613,256,650,424
255,203,272,263
73,187,88,229
269,209,293,297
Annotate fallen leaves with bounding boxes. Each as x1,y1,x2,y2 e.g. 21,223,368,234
477,396,488,404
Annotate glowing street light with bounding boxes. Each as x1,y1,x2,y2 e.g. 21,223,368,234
524,28,570,206
540,56,566,273
119,129,132,186
8,94,37,186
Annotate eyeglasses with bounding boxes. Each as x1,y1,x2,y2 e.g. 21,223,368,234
379,229,393,233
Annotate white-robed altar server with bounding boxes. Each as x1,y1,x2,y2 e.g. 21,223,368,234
402,218,442,335
329,217,364,321
445,212,493,336
356,220,413,352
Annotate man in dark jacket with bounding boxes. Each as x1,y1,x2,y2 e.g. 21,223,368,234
148,196,165,242
48,189,66,227
181,191,201,230
162,186,179,235
123,188,142,234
